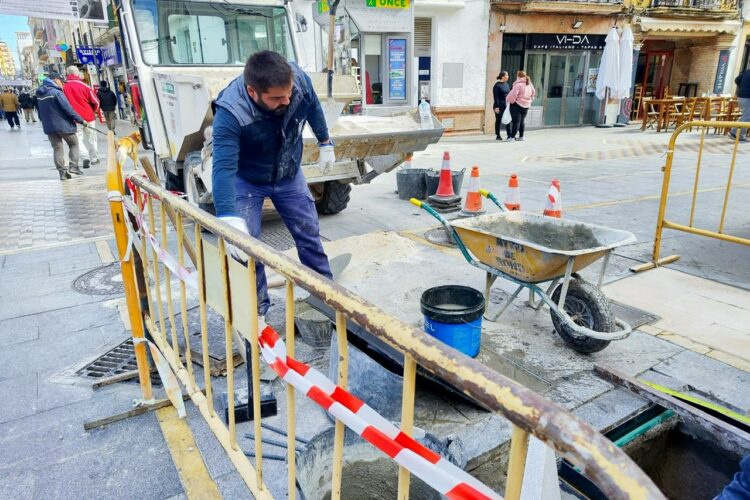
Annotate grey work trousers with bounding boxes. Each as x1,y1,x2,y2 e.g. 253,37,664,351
48,133,80,172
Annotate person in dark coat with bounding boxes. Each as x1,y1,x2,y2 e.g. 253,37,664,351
97,80,118,132
18,89,37,123
493,71,511,141
730,69,750,142
36,73,86,180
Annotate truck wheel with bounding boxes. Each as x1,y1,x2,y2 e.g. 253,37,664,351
183,162,215,215
310,181,351,215
550,279,613,354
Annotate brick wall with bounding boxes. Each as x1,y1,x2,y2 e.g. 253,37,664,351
671,48,692,95
688,45,722,95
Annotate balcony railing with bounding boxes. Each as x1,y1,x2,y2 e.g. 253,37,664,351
650,0,736,10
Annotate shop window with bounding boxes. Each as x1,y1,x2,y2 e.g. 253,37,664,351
364,34,383,104
501,34,525,80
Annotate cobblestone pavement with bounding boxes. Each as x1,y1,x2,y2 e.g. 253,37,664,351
0,120,136,253
0,177,112,252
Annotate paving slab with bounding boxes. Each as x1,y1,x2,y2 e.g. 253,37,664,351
650,350,750,414
603,267,750,365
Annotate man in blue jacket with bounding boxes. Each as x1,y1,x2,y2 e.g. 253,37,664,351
730,69,750,142
212,50,335,324
37,72,85,180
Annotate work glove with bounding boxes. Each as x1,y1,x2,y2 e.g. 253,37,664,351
219,216,249,264
318,141,335,171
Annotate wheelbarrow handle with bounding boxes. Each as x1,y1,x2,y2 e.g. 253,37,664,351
479,189,506,212
409,198,475,265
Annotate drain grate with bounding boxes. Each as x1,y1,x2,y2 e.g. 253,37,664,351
73,263,125,296
77,338,137,379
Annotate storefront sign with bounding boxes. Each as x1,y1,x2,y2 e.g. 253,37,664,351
388,38,407,100
314,0,412,32
529,34,606,51
77,46,103,65
0,0,109,23
713,50,730,94
366,0,410,8
101,42,121,67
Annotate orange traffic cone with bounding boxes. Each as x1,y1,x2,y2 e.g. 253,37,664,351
436,151,456,197
427,151,461,213
543,179,562,218
460,166,485,216
504,174,521,211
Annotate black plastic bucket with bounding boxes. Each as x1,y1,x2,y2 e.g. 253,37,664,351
425,168,465,197
396,168,429,200
420,286,484,357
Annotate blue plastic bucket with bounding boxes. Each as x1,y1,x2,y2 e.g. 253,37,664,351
420,285,485,358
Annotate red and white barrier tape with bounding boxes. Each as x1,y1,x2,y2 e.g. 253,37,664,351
258,326,501,500
119,193,198,290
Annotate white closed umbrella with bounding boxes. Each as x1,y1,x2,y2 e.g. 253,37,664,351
596,27,621,101
617,26,634,100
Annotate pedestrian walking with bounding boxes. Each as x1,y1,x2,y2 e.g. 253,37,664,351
492,71,511,141
730,68,750,143
0,88,21,130
97,81,119,132
36,72,86,181
505,71,536,142
212,50,335,332
63,66,100,168
19,89,37,123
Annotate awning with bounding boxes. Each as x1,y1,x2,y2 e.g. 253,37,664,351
637,17,742,35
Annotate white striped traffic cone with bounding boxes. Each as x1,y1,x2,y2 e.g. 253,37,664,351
543,179,562,218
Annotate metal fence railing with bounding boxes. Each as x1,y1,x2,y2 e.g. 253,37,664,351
652,121,750,267
105,132,665,499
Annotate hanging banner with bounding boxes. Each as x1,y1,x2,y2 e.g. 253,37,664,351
0,0,109,23
713,50,730,95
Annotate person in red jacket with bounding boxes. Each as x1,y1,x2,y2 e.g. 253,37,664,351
63,66,100,167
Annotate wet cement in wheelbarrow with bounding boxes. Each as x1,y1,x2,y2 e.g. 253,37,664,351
471,219,602,251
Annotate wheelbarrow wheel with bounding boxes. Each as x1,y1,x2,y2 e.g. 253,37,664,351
550,279,614,354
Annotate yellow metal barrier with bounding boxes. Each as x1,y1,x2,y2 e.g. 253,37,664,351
652,121,750,266
105,132,664,499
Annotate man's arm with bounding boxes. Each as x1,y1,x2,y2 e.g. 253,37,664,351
56,92,84,124
211,107,242,217
303,72,330,144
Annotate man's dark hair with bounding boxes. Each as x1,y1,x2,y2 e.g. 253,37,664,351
244,50,293,92
100,80,108,88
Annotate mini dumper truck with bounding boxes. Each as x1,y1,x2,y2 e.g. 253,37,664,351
117,0,443,215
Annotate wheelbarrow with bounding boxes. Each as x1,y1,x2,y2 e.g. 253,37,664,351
410,191,636,353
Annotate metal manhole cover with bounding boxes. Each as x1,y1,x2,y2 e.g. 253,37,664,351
77,338,137,379
261,221,296,251
424,227,456,248
73,263,125,295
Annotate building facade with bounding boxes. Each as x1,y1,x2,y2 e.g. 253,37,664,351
0,41,16,78
631,0,741,99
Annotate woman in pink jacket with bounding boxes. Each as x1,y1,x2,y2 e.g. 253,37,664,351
505,70,536,142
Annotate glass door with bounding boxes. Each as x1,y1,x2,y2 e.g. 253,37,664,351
564,54,586,126
543,53,587,126
545,54,566,126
